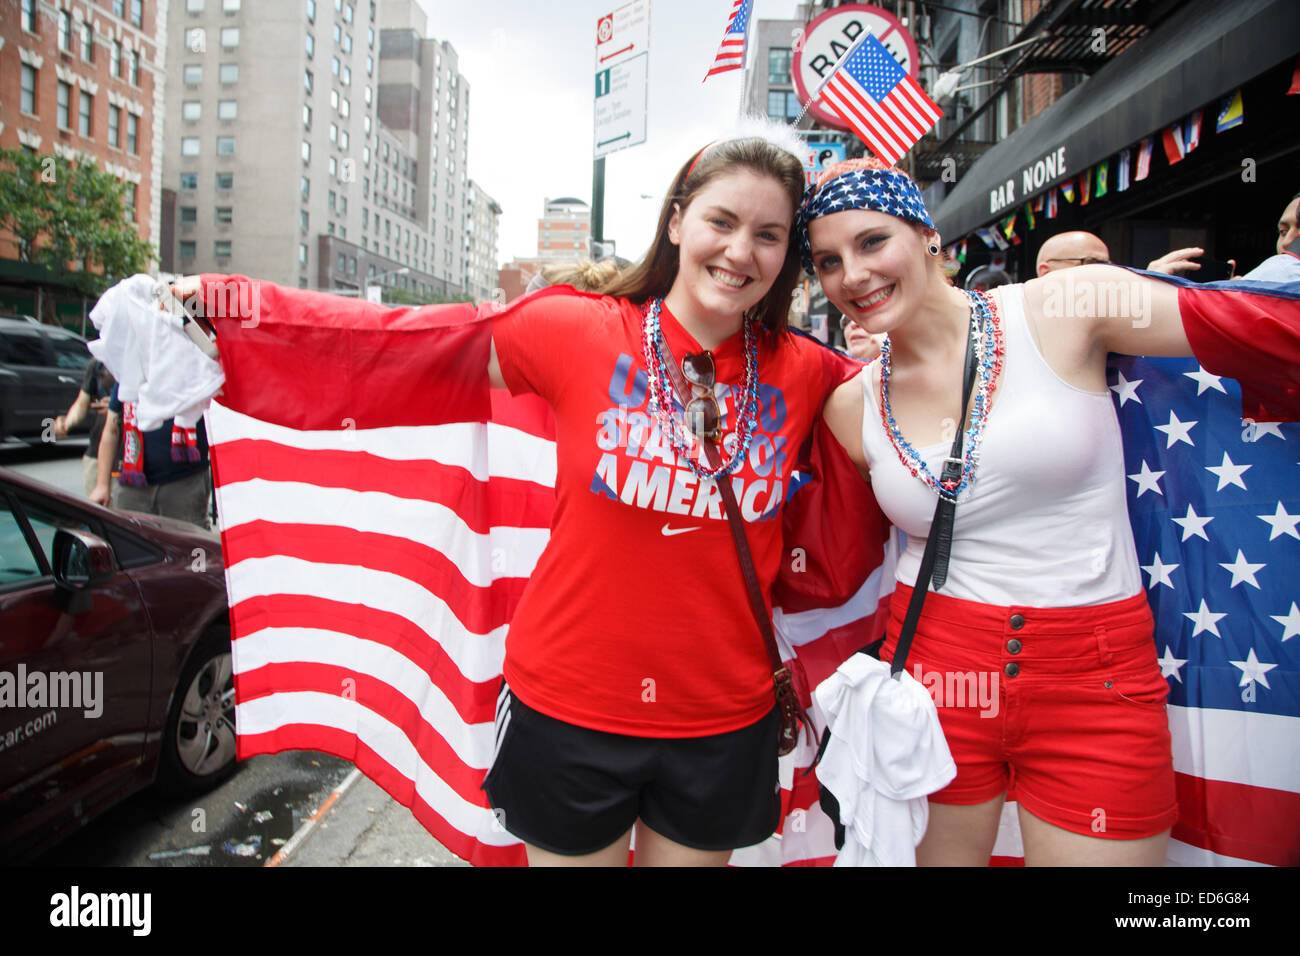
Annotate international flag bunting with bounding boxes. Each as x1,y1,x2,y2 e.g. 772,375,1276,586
815,31,943,165
1095,160,1109,199
1288,57,1300,95
1184,109,1203,153
957,238,968,263
1163,122,1187,165
1136,136,1154,181
1060,180,1076,203
1001,212,1021,245
1217,89,1245,131
1045,188,1058,219
704,0,752,79
1032,194,1044,214
1117,148,1132,191
1080,172,1091,206
1023,201,1036,231
975,226,998,249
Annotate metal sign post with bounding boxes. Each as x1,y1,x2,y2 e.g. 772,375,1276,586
592,0,651,253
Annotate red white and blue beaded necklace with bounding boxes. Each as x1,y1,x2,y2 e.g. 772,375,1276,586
640,296,761,481
877,289,1005,501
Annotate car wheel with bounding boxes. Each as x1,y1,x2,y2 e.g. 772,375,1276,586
157,626,239,796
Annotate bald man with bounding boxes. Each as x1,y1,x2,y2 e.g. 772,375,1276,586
1035,231,1111,276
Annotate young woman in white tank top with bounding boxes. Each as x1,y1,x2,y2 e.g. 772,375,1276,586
808,158,1200,867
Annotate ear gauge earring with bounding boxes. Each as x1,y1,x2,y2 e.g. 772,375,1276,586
928,242,941,257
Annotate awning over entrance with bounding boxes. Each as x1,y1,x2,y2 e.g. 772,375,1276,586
931,0,1300,242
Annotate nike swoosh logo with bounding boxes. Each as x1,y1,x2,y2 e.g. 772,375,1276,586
661,523,701,536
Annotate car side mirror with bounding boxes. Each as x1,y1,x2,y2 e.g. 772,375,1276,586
52,529,116,614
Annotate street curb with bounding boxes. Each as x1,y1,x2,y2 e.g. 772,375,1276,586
264,767,363,867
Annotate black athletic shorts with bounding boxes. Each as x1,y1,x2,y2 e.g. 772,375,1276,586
481,682,781,856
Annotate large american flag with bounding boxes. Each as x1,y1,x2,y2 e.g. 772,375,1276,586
704,0,751,80
193,273,1298,866
816,33,942,166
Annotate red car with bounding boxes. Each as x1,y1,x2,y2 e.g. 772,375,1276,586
0,467,233,861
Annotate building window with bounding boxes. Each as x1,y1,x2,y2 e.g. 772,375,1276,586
21,0,37,32
184,63,202,84
338,252,346,272
112,41,122,77
58,11,71,52
183,100,201,121
300,209,309,230
364,85,372,105
768,48,792,85
220,63,238,84
180,206,197,224
344,3,353,24
329,156,337,177
328,189,336,210
113,0,125,16
20,65,37,115
216,171,234,189
300,176,310,198
57,82,72,129
218,100,237,120
304,69,313,92
180,240,196,259
127,113,138,153
302,140,311,162
299,243,308,264
109,106,121,146
340,97,350,118
180,172,198,189
129,50,140,85
78,91,93,137
306,34,314,57
307,0,316,23
215,240,232,258
341,65,351,86
182,136,200,156
330,89,339,110
767,90,800,121
365,55,373,76
303,104,312,128
131,0,143,27
81,21,94,61
333,23,341,44
221,28,239,49
223,0,242,10
331,56,340,76
342,34,352,53
215,207,233,225
340,130,349,151
187,0,205,10
329,123,337,144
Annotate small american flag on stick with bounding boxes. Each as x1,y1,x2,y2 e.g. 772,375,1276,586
814,32,942,165
704,0,751,80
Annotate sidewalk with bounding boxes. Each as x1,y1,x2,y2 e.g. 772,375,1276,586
282,770,469,867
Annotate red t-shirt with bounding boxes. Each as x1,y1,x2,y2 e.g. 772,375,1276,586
492,289,844,736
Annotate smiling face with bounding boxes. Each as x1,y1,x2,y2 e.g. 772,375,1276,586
808,208,938,335
664,169,794,334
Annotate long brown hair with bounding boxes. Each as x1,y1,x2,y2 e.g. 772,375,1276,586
599,137,806,336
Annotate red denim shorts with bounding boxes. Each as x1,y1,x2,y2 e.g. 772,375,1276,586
880,584,1178,840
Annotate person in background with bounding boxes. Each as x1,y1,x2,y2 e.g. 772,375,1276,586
89,383,211,528
840,314,883,362
53,358,116,497
1035,231,1111,275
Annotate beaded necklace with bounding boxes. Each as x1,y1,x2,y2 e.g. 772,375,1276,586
640,297,761,481
877,289,1005,501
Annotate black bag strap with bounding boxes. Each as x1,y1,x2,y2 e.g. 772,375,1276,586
889,303,980,678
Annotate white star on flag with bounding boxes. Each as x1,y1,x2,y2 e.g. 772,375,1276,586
1219,549,1265,589
1154,410,1197,448
1248,421,1286,441
1172,503,1214,541
1109,369,1143,406
1158,645,1188,682
1183,599,1227,637
1258,502,1300,541
1127,461,1165,497
1141,553,1179,589
1206,452,1251,491
1270,603,1300,641
1183,366,1225,395
1229,648,1278,689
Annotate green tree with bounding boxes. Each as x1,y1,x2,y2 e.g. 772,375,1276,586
0,148,155,296
381,285,474,306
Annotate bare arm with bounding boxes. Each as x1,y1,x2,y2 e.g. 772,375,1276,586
820,372,870,480
89,409,121,507
1023,264,1193,360
55,390,92,438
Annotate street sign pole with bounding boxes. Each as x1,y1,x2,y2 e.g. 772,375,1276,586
591,156,606,251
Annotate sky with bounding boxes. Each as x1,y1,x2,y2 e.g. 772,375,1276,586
416,0,804,265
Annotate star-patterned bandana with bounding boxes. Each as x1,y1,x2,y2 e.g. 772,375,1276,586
795,168,935,275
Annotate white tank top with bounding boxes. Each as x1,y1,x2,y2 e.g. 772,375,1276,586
860,284,1141,607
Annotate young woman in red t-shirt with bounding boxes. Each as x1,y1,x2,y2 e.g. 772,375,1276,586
480,134,867,866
